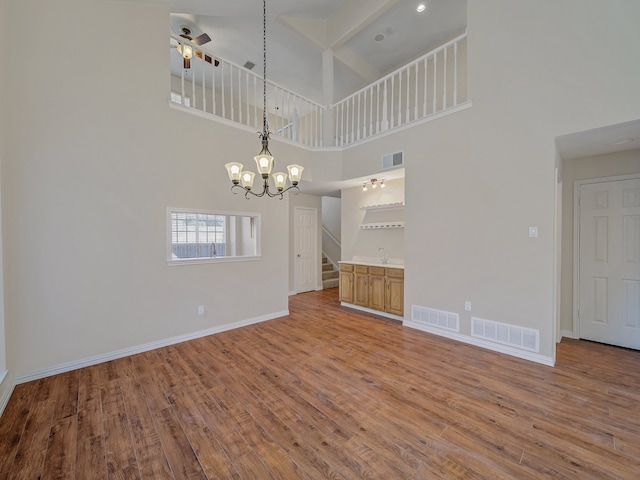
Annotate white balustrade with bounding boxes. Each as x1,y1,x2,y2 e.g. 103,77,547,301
170,34,325,148
331,31,467,147
170,31,467,149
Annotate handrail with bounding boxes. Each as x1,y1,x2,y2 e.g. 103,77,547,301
322,225,341,248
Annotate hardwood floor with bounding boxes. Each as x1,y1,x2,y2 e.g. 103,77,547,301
1,288,640,479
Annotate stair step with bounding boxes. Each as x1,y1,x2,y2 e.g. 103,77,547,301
322,263,334,272
323,278,339,289
322,270,339,281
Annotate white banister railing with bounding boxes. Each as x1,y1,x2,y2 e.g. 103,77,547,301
170,34,325,148
331,31,467,147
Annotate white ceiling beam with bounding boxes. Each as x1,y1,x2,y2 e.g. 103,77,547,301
278,16,328,50
333,46,380,84
326,0,400,48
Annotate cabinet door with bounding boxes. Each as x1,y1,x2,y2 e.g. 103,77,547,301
369,274,386,311
385,276,404,316
354,273,369,306
339,271,354,304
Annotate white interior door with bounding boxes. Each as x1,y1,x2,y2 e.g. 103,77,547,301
578,178,640,349
294,207,317,293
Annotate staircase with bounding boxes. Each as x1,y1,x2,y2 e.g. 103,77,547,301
322,255,339,289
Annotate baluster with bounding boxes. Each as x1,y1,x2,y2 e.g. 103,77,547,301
212,61,217,116
414,63,418,121
245,73,249,126
287,92,292,140
253,76,257,129
381,80,389,131
238,68,243,125
335,103,339,147
221,62,226,118
453,41,458,106
443,46,448,110
423,58,428,116
357,94,361,141
405,66,410,123
369,86,374,136
376,83,381,133
191,58,196,109
390,76,395,128
340,102,344,146
432,51,437,113
230,65,235,121
180,41,185,106
202,53,206,112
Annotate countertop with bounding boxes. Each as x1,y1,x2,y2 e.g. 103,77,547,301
338,258,405,269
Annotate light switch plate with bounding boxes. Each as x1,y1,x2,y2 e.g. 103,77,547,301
529,227,538,238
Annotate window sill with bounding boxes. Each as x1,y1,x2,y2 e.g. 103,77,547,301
167,255,262,266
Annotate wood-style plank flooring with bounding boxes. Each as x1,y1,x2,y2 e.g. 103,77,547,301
1,288,640,479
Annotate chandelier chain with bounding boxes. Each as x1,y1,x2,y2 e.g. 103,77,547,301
262,0,268,136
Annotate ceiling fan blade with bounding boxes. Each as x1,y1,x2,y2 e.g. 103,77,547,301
183,57,191,69
192,33,211,46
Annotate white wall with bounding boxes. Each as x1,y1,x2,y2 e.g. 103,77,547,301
341,177,405,262
1,0,312,378
321,196,341,240
560,149,640,335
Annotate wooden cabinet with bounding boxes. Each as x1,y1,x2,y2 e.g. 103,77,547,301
385,268,404,316
339,263,404,317
339,264,354,304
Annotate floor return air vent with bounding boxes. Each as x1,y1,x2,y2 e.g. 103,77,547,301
472,317,539,353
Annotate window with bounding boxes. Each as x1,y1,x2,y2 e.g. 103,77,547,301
167,208,260,264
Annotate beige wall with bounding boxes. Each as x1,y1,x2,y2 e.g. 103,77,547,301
0,0,9,405
1,0,312,377
560,150,640,335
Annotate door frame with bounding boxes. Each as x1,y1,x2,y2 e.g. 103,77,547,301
572,173,640,338
293,206,318,294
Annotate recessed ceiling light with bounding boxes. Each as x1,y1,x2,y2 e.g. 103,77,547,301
417,3,427,13
609,137,634,145
375,34,385,42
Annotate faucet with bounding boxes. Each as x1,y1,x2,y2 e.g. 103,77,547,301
378,247,388,264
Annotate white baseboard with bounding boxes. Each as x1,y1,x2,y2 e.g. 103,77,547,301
341,302,404,322
14,310,289,385
0,371,15,418
560,330,578,340
403,319,555,367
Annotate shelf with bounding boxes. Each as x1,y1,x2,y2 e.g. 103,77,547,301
360,202,405,212
360,222,405,229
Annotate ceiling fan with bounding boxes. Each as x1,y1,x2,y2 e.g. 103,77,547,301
176,26,219,68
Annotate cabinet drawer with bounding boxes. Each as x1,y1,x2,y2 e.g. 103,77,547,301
355,265,369,274
368,266,386,276
339,263,354,272
386,268,404,278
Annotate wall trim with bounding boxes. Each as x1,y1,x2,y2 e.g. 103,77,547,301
403,319,555,367
341,302,404,322
14,310,289,385
0,371,15,418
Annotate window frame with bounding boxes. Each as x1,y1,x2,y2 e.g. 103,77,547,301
166,207,261,266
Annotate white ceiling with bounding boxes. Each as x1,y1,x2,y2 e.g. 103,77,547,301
555,119,640,161
169,0,467,103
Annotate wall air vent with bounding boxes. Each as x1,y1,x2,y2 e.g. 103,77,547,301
471,317,539,353
411,305,459,332
382,151,404,170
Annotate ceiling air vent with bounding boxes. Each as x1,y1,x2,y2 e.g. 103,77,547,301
382,151,404,170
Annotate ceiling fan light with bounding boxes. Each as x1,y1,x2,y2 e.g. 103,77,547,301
225,162,243,184
287,164,304,185
177,44,193,59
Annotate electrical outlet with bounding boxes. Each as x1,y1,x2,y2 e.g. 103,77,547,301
198,305,205,315
529,226,538,238
464,301,471,311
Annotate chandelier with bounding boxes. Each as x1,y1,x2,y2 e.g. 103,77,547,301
225,0,303,199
